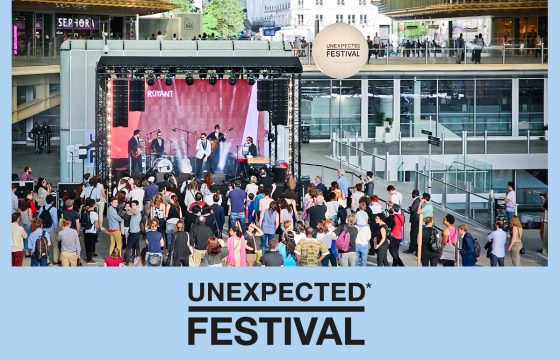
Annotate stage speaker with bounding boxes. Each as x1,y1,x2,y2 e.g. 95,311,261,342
299,176,311,200
272,182,285,201
176,173,193,186
12,181,34,199
257,79,273,112
272,166,287,183
211,173,226,185
129,78,145,112
271,78,289,126
224,157,237,180
58,183,81,200
301,125,310,143
113,79,129,127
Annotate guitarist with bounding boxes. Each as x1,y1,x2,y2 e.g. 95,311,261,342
206,124,225,174
128,129,143,173
195,133,211,180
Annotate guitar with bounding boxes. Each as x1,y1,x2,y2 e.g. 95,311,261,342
131,139,146,158
210,127,233,150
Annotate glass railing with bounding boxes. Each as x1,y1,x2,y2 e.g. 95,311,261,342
298,43,548,66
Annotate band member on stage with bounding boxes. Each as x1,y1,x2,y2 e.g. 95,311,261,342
206,124,225,173
150,131,165,158
241,136,258,178
128,129,143,173
195,133,211,180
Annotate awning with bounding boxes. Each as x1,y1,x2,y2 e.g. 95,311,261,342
12,0,179,16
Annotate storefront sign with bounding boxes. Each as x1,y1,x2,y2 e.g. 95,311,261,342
311,23,369,79
56,16,99,30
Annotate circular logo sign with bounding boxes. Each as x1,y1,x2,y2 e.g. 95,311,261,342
311,23,369,79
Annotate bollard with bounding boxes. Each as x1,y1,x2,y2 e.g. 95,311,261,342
484,130,488,154
527,130,531,153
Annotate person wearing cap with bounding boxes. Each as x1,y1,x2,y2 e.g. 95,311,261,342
143,176,159,210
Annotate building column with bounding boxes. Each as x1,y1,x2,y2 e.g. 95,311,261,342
512,78,519,137
361,79,368,138
393,79,401,137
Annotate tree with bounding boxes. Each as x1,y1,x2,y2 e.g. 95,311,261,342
170,0,197,13
203,0,246,38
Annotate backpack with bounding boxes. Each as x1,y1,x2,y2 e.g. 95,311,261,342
473,237,481,258
34,230,49,260
39,205,54,228
335,229,351,252
428,228,442,253
80,208,94,232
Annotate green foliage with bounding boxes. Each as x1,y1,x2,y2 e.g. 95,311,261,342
203,0,246,38
170,0,197,13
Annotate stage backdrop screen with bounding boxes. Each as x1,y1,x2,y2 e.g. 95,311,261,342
110,78,266,173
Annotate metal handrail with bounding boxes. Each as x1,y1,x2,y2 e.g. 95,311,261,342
416,170,490,200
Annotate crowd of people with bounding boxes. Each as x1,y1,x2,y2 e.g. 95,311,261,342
11,165,542,268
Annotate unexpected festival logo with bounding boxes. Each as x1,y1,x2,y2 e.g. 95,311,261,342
187,282,371,346
312,23,369,79
146,90,174,98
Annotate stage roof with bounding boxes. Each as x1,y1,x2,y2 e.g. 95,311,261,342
96,56,303,73
13,0,178,15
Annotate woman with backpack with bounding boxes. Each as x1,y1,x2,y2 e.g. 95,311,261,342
28,218,51,267
440,214,458,267
82,198,99,265
259,201,279,253
373,215,390,266
458,223,477,267
334,214,358,267
200,237,229,267
421,217,440,267
145,219,165,267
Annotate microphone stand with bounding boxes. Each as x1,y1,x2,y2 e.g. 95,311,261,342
173,128,196,157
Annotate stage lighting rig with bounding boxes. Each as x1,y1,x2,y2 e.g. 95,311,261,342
186,73,195,86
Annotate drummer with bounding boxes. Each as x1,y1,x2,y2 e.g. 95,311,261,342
151,131,166,158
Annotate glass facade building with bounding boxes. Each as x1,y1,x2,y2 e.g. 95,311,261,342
301,73,546,140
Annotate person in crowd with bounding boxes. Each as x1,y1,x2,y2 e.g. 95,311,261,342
368,195,384,254
354,202,371,267
330,181,344,201
374,215,390,266
334,214,358,267
253,185,265,222
126,180,145,213
38,195,58,265
82,198,99,264
104,247,124,267
307,195,327,230
20,166,37,182
311,176,326,197
504,181,516,223
95,175,107,227
316,220,337,267
386,185,403,207
12,213,28,266
440,214,458,267
508,215,523,267
418,193,433,219
225,226,247,267
145,219,165,267
12,183,19,212
142,176,158,209
282,190,299,222
325,192,340,225
302,186,318,224
20,195,35,257
210,194,225,236
183,180,199,210
247,193,256,224
169,220,192,267
35,177,52,207
261,239,284,266
258,168,277,197
28,218,51,267
487,221,507,267
421,217,440,267
259,201,279,253
107,197,124,258
200,174,214,203
200,237,229,267
188,192,207,212
458,223,476,267
279,198,295,234
245,176,259,199
279,229,298,266
387,205,405,266
81,177,101,207
294,226,329,267
190,215,215,266
165,194,183,249
404,189,421,254
125,200,142,266
58,218,81,267
336,169,349,198
243,222,262,266
539,193,548,253
149,193,167,235
362,171,375,196
351,183,365,212
227,182,247,232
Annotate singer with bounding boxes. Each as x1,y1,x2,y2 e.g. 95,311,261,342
150,130,166,158
195,133,211,180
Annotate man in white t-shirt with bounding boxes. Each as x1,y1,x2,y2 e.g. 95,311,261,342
386,185,403,207
126,180,145,212
504,181,516,223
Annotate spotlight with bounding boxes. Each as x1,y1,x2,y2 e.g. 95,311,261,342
199,69,207,80
186,73,195,86
147,76,155,86
209,75,217,86
228,75,238,86
165,76,173,86
247,75,256,86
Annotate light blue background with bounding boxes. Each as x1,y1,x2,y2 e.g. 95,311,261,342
1,2,557,359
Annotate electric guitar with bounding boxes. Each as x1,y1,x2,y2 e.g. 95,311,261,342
131,139,146,158
210,127,233,150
